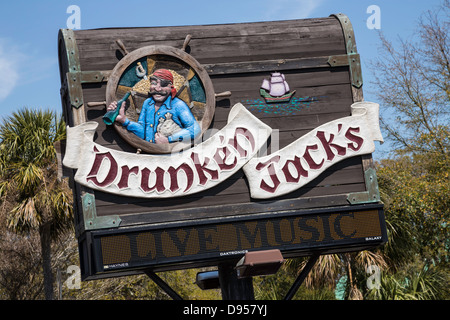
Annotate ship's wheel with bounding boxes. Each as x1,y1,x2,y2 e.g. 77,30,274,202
105,44,216,154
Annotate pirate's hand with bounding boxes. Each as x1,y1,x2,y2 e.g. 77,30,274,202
107,101,127,124
155,132,169,144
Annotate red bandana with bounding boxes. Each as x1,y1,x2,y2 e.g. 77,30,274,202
152,69,173,82
152,69,177,98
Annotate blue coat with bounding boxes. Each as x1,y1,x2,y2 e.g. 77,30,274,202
122,96,201,143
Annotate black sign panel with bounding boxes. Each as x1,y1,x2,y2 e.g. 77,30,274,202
79,204,386,280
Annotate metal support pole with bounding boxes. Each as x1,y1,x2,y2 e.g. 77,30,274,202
284,253,320,300
144,269,183,300
218,261,255,300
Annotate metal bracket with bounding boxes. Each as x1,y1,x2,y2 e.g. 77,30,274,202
347,167,381,204
331,13,358,54
327,53,362,88
61,31,111,113
61,29,84,109
284,253,320,300
144,270,183,300
65,70,110,106
329,13,363,88
81,193,121,230
77,70,111,83
66,71,83,109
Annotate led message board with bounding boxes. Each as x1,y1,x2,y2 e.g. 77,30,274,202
89,205,384,277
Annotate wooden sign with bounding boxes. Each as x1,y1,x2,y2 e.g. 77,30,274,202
58,14,387,280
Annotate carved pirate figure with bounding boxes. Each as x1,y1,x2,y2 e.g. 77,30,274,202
107,69,201,144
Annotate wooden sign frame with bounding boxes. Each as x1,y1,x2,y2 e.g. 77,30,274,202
58,14,387,281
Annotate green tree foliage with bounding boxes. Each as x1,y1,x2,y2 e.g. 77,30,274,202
368,0,449,299
377,154,449,265
0,108,73,300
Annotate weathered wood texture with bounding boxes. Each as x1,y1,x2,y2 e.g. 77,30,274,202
59,17,370,226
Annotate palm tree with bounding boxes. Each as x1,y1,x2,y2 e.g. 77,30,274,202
287,250,388,300
0,108,73,300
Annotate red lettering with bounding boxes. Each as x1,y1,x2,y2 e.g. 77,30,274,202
281,156,308,183
316,130,346,161
168,163,194,193
228,127,255,157
256,156,281,193
345,127,364,151
302,144,324,170
213,145,237,171
140,167,166,193
117,165,139,189
86,147,118,187
191,152,219,185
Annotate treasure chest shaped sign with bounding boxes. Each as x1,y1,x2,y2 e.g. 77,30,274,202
59,14,387,280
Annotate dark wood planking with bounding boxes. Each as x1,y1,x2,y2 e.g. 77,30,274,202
74,19,345,47
95,182,366,224
75,17,341,43
210,68,351,93
95,181,365,217
115,187,365,228
82,69,352,113
61,16,370,226
77,37,345,69
84,80,353,151
76,31,344,54
74,18,346,71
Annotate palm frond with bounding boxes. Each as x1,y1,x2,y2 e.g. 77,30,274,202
11,161,44,195
0,107,72,236
298,254,342,289
355,250,388,273
8,197,41,231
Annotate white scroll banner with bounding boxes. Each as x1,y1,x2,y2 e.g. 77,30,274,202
64,101,383,200
63,103,272,198
242,101,384,199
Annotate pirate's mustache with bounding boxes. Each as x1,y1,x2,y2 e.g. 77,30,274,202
149,90,169,95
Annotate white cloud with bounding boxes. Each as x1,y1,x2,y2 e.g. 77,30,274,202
0,39,54,102
0,40,22,101
264,0,325,20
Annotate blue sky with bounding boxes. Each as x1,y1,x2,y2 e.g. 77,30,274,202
0,0,445,159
